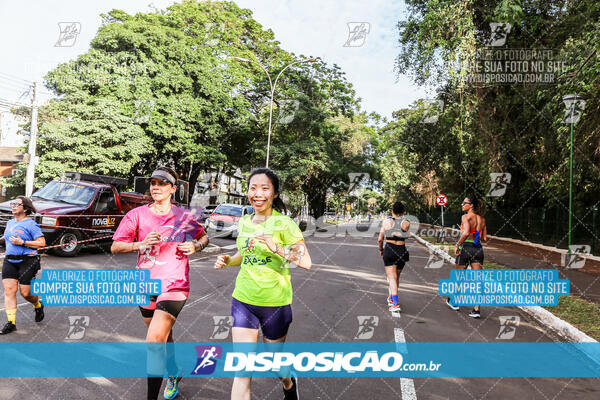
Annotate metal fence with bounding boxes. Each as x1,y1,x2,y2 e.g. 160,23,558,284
418,206,600,256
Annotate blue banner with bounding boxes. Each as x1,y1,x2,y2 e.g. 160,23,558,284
439,269,569,306
1,342,598,377
30,269,161,306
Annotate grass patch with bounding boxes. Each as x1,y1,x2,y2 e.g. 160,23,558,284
543,296,600,341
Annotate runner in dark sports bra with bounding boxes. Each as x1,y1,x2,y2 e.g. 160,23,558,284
446,195,487,318
378,201,410,312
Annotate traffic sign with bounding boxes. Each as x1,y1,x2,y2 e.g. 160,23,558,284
436,194,448,207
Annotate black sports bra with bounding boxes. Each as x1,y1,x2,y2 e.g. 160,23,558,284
385,217,408,241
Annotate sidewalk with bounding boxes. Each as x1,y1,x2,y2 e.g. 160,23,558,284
421,222,600,307
482,242,600,306
419,235,600,341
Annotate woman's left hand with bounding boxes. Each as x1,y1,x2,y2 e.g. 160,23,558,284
255,234,278,253
177,241,196,256
9,235,24,246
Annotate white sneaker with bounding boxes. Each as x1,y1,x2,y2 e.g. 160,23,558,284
446,298,459,311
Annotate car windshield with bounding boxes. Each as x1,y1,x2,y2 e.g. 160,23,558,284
32,181,96,206
214,205,243,216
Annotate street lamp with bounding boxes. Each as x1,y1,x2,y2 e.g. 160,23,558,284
233,56,316,168
562,94,585,251
461,161,468,198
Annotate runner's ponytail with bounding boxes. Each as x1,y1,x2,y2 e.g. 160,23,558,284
466,194,486,216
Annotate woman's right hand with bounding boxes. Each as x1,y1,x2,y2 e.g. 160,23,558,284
138,230,161,252
143,230,161,245
214,255,230,269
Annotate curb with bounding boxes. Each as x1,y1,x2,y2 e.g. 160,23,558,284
419,223,600,274
411,233,598,343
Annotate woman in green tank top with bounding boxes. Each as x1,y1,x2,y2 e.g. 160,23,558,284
214,168,311,400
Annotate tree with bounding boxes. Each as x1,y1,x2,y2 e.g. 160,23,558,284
392,0,600,220
231,57,375,218
8,1,286,193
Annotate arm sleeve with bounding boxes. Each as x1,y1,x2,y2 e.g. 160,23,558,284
112,211,138,243
29,221,44,240
281,218,304,246
191,217,205,240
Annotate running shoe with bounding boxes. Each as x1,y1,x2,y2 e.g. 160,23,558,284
34,303,45,322
389,303,401,313
387,296,393,307
446,298,459,311
468,309,481,319
163,376,181,399
0,322,16,335
283,375,299,400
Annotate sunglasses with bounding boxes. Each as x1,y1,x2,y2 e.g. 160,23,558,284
462,201,472,205
9,202,23,207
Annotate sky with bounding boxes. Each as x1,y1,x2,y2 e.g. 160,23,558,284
0,0,429,119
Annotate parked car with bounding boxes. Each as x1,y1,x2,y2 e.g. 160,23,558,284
0,172,188,257
206,203,253,238
201,204,218,223
191,204,218,224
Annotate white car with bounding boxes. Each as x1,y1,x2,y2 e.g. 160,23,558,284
206,204,254,238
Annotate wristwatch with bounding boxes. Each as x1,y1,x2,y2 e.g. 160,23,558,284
192,239,204,251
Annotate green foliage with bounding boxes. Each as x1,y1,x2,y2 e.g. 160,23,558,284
4,0,375,217
391,0,600,219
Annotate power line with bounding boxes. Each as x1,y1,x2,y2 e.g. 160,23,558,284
0,83,30,94
0,72,33,85
0,76,31,90
0,98,31,109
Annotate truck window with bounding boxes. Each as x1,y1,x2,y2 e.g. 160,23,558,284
94,190,116,214
32,181,96,206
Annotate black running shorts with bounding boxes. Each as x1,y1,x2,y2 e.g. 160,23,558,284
383,243,409,269
2,255,41,285
455,242,484,266
139,296,187,318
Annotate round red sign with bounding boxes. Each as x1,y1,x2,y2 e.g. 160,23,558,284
436,194,448,207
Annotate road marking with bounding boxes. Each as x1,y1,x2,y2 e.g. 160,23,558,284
394,328,408,353
394,328,417,400
184,293,215,308
309,241,379,248
85,377,118,388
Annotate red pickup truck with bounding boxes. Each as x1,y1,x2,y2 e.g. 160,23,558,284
0,172,152,256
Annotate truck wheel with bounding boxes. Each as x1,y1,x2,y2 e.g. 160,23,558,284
51,231,83,257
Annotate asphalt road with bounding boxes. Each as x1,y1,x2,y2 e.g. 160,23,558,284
0,222,598,399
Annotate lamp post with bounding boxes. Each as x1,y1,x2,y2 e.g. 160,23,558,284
233,56,316,168
461,161,468,198
562,94,585,251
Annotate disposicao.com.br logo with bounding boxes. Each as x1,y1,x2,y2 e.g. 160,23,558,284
186,343,443,377
223,351,440,374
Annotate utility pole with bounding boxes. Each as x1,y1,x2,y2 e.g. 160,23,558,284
25,82,38,197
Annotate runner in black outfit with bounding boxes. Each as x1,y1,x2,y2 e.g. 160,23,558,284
378,201,410,312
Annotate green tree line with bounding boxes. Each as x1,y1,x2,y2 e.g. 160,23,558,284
4,0,374,218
